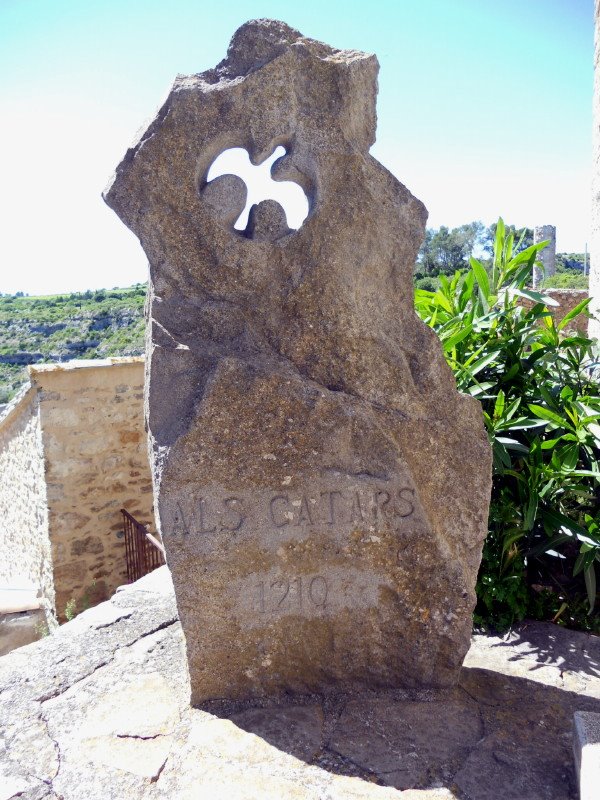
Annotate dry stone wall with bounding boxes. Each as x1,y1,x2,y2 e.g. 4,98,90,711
519,288,589,335
0,386,53,614
30,359,154,619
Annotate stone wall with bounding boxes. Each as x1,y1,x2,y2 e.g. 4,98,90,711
0,385,54,615
520,288,589,335
29,358,154,619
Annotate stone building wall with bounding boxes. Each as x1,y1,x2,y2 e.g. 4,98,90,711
29,358,154,619
0,385,54,614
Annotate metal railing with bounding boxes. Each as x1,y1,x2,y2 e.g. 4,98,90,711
121,509,166,583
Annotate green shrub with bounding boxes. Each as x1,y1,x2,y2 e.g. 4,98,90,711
64,598,77,621
415,219,600,631
540,272,589,290
414,276,439,292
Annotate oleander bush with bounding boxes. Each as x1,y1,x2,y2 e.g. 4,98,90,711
415,219,600,632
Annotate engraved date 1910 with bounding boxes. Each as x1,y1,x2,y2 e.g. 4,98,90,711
256,575,328,614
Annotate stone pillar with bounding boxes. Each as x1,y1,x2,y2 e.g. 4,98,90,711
104,19,492,705
532,225,556,288
590,0,600,340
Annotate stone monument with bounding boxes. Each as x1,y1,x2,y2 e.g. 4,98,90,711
104,19,492,705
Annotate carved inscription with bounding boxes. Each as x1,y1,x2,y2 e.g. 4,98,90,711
167,485,416,536
171,497,245,535
256,575,328,614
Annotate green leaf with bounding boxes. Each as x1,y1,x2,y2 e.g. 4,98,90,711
541,507,590,539
493,439,512,471
584,563,597,613
443,324,474,352
527,533,571,557
528,404,568,428
497,417,547,431
496,436,529,455
558,443,580,471
524,492,538,530
558,297,591,331
464,381,496,397
503,396,521,420
493,390,506,422
502,363,520,382
470,257,491,308
467,350,498,377
541,438,562,450
432,290,452,313
511,287,560,307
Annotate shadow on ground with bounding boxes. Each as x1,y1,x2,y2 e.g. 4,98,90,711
489,621,600,679
207,663,599,800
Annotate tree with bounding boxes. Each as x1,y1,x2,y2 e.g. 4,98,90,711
417,221,486,275
480,223,533,257
556,253,585,273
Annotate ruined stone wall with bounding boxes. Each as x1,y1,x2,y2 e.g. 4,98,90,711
0,385,54,613
29,359,154,619
519,288,589,335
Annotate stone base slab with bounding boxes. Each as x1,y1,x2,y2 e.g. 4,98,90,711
1,566,599,799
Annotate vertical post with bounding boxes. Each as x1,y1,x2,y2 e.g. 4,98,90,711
590,1,600,339
121,509,165,583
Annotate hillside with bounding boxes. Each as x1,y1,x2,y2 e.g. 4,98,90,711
0,285,146,406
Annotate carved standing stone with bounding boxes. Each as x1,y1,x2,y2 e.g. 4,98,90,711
104,19,492,704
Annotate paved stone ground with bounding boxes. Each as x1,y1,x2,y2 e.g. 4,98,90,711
1,566,599,800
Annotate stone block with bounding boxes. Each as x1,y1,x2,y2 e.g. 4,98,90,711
573,711,600,800
0,609,47,656
71,536,104,556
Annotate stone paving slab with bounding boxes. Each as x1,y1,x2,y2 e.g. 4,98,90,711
573,711,600,800
1,566,599,799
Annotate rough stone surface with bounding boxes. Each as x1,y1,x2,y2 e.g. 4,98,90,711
30,359,155,619
0,386,53,617
2,567,600,799
573,711,600,800
104,19,492,703
0,359,156,627
0,610,47,657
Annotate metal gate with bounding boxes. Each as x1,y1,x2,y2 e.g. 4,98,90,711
121,509,166,583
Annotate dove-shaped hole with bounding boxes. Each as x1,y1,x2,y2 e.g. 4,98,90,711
206,145,309,232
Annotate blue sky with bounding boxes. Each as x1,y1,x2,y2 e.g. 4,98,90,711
0,0,593,294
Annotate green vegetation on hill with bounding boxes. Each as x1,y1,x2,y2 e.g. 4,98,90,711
0,285,147,405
